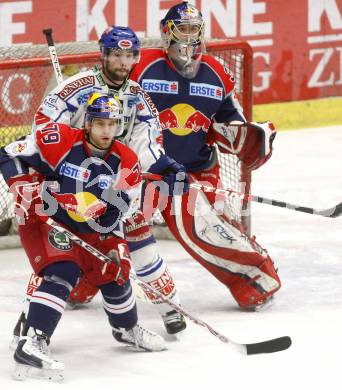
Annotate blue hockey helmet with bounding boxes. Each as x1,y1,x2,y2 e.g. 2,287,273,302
160,2,204,46
85,93,124,136
99,26,140,60
160,2,205,78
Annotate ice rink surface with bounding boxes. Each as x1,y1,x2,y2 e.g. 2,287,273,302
0,126,341,389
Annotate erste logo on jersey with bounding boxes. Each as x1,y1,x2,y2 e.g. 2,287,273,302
60,162,91,183
142,79,178,94
189,82,223,101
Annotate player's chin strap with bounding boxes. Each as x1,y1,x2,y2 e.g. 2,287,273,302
85,132,113,151
36,213,291,355
143,173,342,218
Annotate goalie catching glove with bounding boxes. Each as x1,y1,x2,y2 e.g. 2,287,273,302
212,121,276,170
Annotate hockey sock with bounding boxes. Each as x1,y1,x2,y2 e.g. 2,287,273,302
134,251,180,316
26,261,80,337
100,281,137,330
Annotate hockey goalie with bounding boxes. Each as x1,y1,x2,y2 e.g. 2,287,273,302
130,1,281,309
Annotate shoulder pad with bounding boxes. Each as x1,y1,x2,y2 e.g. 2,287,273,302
36,123,83,168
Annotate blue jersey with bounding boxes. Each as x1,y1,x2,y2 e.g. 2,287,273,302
130,49,245,172
0,123,141,235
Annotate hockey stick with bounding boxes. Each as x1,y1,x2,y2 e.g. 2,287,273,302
42,28,63,84
143,173,342,218
39,214,291,355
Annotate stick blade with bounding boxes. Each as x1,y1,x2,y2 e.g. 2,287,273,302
328,202,342,218
246,336,292,355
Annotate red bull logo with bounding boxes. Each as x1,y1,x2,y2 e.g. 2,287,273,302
53,191,106,222
15,142,27,153
159,103,210,136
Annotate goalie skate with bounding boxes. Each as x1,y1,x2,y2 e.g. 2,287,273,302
162,310,186,334
13,328,63,383
112,324,167,352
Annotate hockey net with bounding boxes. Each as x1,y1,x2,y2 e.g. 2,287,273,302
0,38,253,243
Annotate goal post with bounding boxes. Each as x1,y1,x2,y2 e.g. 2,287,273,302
0,38,253,241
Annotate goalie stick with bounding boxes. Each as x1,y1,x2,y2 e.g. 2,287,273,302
38,214,291,355
144,173,342,218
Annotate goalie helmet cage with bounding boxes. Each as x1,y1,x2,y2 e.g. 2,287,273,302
0,38,253,242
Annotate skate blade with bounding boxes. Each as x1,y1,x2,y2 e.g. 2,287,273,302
13,362,64,383
9,336,19,351
127,345,167,352
127,345,149,352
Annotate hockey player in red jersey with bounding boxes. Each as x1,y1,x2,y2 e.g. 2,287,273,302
12,26,189,340
130,1,281,310
0,94,167,381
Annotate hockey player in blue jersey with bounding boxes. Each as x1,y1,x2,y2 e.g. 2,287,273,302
130,1,281,310
0,94,167,381
12,26,188,342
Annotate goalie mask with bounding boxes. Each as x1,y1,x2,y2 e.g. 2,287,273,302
99,26,141,85
160,1,205,79
85,92,124,138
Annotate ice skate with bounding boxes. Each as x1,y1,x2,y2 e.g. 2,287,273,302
112,323,167,352
13,327,63,382
162,310,186,334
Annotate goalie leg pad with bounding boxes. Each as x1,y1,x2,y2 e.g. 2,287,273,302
162,185,281,308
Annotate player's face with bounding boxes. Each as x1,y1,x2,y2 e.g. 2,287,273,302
172,22,202,43
104,49,136,84
88,117,120,149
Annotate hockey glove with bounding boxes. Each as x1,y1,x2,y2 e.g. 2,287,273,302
101,241,132,286
149,154,189,195
212,121,276,170
7,173,44,225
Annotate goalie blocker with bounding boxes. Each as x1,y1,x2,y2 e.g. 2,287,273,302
212,121,276,170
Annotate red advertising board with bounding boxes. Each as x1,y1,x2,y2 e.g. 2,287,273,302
0,0,341,104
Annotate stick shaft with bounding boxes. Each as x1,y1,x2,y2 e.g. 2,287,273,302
143,173,342,218
43,28,63,84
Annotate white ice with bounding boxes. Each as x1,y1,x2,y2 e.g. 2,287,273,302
0,126,341,389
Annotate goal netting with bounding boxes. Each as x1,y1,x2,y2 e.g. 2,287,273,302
0,38,253,243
